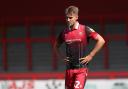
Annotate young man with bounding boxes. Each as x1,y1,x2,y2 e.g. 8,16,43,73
54,6,105,89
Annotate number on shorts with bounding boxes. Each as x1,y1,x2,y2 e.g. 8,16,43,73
74,81,80,88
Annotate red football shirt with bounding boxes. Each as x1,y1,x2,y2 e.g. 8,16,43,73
58,22,98,67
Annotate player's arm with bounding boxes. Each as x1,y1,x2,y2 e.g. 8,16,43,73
54,32,64,59
80,26,105,64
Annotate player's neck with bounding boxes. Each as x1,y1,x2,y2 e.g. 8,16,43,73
69,22,78,31
69,25,73,30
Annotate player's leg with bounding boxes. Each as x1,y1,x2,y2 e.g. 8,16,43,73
74,68,88,89
65,69,75,89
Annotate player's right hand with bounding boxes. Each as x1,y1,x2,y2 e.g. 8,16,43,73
64,57,70,64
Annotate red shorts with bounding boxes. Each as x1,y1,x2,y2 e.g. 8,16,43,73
65,68,88,89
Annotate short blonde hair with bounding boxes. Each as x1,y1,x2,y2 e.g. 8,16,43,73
65,6,79,16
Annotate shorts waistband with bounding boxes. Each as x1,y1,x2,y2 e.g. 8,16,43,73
66,64,87,69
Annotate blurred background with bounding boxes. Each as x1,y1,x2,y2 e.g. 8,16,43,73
0,0,128,89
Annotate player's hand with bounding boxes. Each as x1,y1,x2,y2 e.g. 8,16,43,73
64,57,70,63
79,55,93,64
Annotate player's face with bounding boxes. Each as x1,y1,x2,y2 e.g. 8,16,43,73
66,14,78,27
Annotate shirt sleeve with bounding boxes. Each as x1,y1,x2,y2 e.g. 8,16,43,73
57,31,64,45
85,26,98,40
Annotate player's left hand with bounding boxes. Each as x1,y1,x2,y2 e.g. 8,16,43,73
64,57,70,64
79,55,93,64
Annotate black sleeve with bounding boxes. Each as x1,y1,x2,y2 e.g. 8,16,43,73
85,26,98,40
85,26,94,37
56,31,64,47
